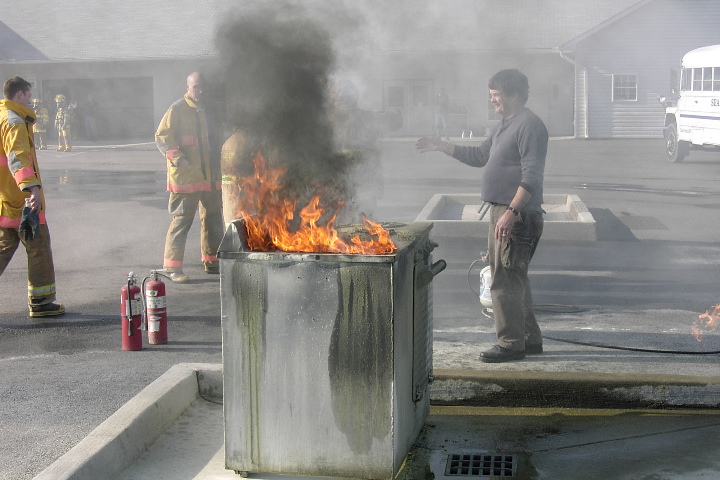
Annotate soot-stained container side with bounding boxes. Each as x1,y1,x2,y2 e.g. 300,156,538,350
218,220,442,479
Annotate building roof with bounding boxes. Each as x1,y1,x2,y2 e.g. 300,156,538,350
559,0,653,52
0,21,49,61
370,0,644,52
2,0,225,62
1,0,644,63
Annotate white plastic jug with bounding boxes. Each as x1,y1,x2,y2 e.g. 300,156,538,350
479,265,493,309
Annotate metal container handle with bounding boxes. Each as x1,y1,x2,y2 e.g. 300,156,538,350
430,259,446,277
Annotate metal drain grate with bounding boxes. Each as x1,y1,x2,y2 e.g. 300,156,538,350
445,453,517,477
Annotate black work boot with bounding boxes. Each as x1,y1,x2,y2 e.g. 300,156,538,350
480,345,525,363
29,303,65,318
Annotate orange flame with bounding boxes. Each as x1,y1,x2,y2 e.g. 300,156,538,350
693,304,720,342
235,151,395,254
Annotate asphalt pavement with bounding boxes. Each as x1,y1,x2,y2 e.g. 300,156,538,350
0,137,719,480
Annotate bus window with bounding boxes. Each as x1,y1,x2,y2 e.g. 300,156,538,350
693,68,702,90
681,68,690,91
714,67,720,91
703,67,713,90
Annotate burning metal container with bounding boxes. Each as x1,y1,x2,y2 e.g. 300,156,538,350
218,220,445,479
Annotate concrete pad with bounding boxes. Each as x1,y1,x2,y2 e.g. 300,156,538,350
34,363,720,480
415,193,597,241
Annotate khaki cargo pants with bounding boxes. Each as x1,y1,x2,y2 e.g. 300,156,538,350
487,204,544,351
163,191,223,270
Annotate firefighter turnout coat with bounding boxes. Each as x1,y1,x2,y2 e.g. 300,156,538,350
156,94,220,194
0,99,45,228
33,106,49,133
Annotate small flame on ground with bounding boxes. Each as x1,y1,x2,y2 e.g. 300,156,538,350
693,304,720,342
234,151,395,255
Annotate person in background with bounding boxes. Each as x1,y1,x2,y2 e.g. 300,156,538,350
0,76,65,317
54,94,72,151
31,98,49,150
417,69,547,363
155,72,223,283
327,79,402,221
84,93,98,141
435,87,450,140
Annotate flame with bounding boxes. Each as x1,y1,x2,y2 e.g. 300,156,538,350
235,152,395,254
693,304,720,342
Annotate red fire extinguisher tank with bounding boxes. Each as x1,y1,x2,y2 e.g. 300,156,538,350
121,272,143,351
144,271,168,344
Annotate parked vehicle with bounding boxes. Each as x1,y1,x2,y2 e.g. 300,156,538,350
660,45,720,163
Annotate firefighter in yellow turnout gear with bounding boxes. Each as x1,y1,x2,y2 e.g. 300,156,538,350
0,76,65,317
54,94,72,151
31,98,48,150
155,72,223,283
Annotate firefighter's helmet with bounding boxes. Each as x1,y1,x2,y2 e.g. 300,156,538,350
32,98,41,107
55,94,66,104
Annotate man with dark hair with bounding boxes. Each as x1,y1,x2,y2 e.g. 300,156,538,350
0,76,65,317
416,69,547,363
156,72,223,282
489,68,530,104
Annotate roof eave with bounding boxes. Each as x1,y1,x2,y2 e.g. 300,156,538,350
559,0,654,53
0,54,219,66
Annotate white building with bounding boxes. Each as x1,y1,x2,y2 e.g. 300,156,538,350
559,0,720,138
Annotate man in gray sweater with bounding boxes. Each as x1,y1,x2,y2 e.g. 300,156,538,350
417,69,548,363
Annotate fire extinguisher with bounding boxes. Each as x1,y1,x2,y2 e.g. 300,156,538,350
121,272,143,351
143,269,168,345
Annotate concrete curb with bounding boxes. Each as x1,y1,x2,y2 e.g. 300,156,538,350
415,193,597,241
431,369,720,409
33,363,221,480
34,364,719,480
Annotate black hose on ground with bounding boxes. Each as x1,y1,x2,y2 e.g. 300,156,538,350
479,305,720,355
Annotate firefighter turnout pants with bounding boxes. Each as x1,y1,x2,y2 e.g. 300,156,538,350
163,191,223,270
0,224,58,306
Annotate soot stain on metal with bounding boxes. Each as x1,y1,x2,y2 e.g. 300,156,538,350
329,263,392,454
232,261,267,465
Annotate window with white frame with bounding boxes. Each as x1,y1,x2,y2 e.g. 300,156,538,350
682,67,720,92
612,74,637,101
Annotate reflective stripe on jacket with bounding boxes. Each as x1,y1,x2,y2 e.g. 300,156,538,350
155,94,220,194
0,99,46,228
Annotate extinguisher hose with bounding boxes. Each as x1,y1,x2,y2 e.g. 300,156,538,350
466,258,485,297
126,277,134,336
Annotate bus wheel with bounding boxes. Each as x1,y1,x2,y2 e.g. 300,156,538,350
665,123,689,163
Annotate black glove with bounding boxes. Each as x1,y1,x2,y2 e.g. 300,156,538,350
19,206,40,241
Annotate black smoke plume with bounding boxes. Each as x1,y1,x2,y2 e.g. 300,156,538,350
215,3,354,223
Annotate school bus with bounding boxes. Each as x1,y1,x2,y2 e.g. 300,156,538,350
662,45,720,162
